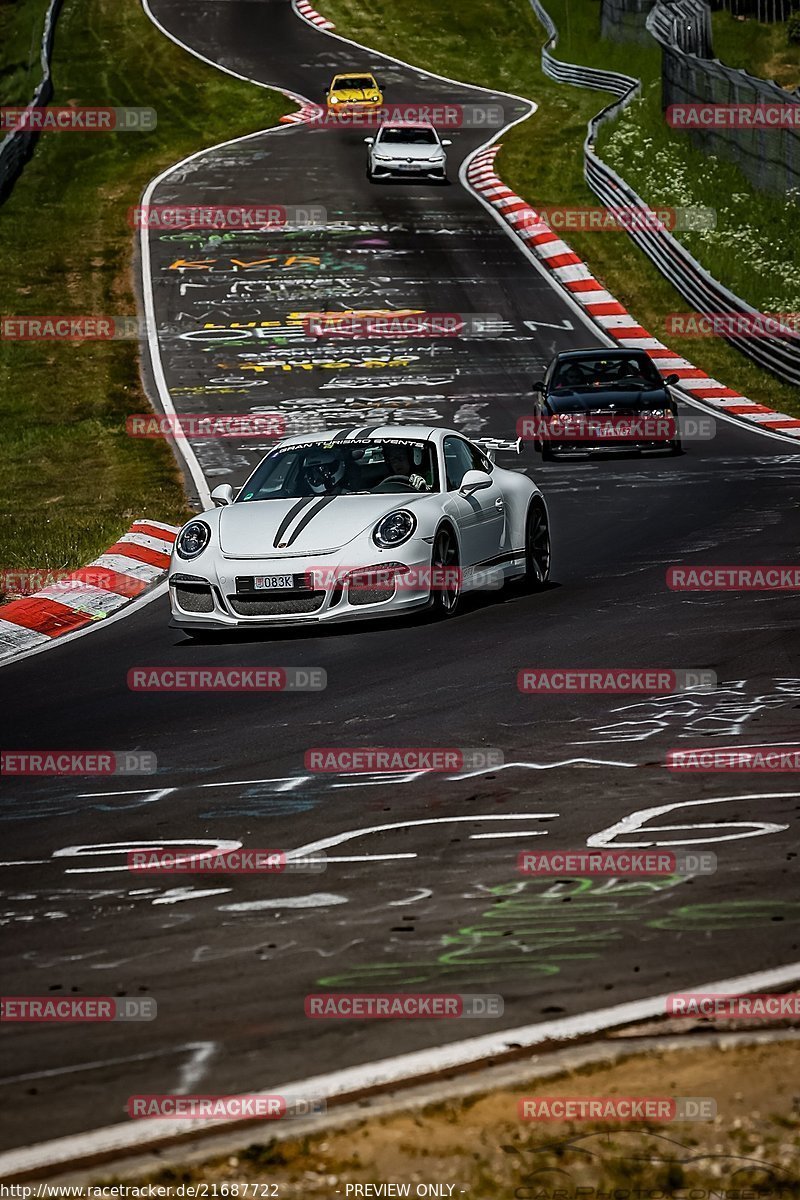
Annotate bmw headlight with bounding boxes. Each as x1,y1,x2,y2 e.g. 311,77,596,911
373,510,417,548
176,520,211,560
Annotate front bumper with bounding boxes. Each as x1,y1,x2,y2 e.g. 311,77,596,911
546,439,678,454
370,160,446,179
327,99,382,111
169,548,434,629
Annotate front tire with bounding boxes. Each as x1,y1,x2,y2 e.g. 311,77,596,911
524,500,551,590
431,526,461,618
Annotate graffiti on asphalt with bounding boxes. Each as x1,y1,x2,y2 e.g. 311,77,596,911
317,877,800,987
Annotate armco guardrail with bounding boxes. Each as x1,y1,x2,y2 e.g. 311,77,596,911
647,0,713,54
528,0,800,387
0,0,65,203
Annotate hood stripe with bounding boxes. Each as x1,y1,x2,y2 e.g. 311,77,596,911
330,427,357,442
351,425,381,439
273,497,315,548
283,495,338,548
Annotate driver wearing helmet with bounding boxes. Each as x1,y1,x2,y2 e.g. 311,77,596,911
384,442,428,491
303,449,347,495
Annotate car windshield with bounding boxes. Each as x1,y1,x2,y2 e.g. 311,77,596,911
551,354,663,391
238,439,440,501
380,127,438,144
334,76,375,89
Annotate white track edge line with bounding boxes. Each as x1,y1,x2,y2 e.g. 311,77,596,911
1,958,798,1179
140,0,324,512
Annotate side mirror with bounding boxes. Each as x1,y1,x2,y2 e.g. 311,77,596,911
364,136,375,145
210,483,234,507
441,138,452,146
531,379,544,393
459,469,493,496
665,373,680,387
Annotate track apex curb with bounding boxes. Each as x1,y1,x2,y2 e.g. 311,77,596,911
292,0,335,32
465,143,800,441
0,519,179,662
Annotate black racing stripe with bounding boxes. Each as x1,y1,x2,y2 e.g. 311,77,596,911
330,428,357,442
475,551,524,568
284,495,338,547
351,425,381,439
273,498,315,548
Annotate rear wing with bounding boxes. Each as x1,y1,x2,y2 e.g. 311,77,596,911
474,436,523,462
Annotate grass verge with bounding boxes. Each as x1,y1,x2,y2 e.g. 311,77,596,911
0,0,289,583
94,1039,800,1194
321,0,800,418
710,10,800,90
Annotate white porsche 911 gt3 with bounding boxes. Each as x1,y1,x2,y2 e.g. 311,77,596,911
168,426,550,635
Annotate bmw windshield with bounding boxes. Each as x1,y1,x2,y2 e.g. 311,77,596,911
238,439,440,500
551,354,665,391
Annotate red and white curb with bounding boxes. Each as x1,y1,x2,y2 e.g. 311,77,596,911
280,99,324,125
283,0,332,122
467,144,800,439
0,520,178,661
293,0,335,31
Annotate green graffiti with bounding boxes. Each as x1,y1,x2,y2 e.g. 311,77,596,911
317,875,688,988
317,878,795,988
647,899,800,931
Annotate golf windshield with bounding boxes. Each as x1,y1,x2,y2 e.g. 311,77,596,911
335,77,375,89
380,128,438,144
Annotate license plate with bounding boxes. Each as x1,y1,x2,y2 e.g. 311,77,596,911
253,575,293,590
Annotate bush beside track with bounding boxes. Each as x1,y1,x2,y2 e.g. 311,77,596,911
710,9,800,90
320,0,800,419
0,0,290,588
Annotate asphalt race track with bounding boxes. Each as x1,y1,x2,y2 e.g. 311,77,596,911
1,0,799,1158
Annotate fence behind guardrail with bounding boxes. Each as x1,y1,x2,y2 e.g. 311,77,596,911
0,0,65,204
527,0,800,386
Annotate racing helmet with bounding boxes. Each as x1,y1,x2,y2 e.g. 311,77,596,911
304,448,346,494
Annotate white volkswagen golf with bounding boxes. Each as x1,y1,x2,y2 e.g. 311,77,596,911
364,121,452,182
168,426,550,636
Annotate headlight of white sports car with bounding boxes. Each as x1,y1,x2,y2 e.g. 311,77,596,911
176,520,211,560
373,510,416,548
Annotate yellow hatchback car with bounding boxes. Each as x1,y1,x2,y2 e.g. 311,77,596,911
326,71,384,109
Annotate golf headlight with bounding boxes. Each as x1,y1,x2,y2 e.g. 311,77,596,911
330,95,341,104
373,510,416,548
176,520,211,560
